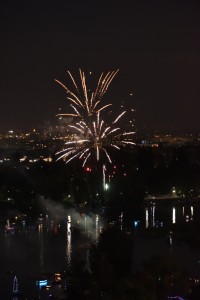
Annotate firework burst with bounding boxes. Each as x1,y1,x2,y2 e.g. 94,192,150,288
55,69,119,118
56,111,135,166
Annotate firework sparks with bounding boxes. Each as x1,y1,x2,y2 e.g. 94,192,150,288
56,111,135,165
55,69,135,166
55,69,119,118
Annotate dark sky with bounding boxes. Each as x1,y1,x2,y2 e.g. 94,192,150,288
0,0,200,133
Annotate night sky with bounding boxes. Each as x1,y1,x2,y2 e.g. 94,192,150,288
0,0,200,133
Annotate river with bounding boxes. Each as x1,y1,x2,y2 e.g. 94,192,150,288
1,201,200,299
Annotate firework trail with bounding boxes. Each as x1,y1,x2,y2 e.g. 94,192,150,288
55,69,119,118
56,111,135,166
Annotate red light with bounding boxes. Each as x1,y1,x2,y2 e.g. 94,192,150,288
85,167,91,172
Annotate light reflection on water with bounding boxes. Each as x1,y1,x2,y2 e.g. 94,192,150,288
145,207,149,228
131,202,200,275
38,224,44,273
172,207,176,224
66,216,72,270
144,203,197,228
95,214,99,239
1,203,200,298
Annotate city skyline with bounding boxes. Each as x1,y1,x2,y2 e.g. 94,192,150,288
0,1,200,132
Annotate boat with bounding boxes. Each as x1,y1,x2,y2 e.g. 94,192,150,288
12,276,22,296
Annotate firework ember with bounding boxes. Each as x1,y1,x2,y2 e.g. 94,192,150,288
56,111,135,165
55,69,135,165
55,69,119,118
